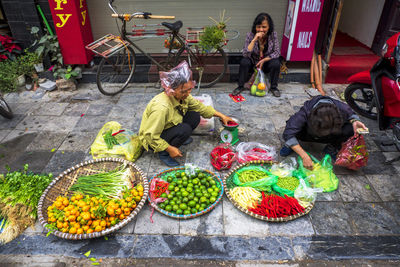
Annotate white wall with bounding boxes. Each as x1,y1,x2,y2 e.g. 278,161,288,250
338,0,385,47
87,0,288,53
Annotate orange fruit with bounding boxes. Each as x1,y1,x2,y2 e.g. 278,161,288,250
257,82,266,90
69,227,77,234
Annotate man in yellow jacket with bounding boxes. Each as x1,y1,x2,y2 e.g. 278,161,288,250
139,61,233,166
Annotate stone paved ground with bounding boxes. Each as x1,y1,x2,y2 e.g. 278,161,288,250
0,83,400,266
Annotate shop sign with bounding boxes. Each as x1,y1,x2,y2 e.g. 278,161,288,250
281,0,324,61
48,0,94,64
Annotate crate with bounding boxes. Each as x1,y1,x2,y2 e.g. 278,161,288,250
85,34,130,58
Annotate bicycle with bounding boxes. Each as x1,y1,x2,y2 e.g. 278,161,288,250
0,92,13,119
87,0,238,96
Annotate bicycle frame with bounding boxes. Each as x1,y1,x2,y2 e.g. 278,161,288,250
118,18,198,73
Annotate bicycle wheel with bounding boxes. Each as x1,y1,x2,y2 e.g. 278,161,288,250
0,94,13,119
175,47,227,88
96,46,136,96
344,83,377,120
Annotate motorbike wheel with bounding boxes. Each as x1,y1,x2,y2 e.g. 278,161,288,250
344,83,377,120
0,94,13,119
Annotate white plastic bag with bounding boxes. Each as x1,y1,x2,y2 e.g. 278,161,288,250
236,142,277,163
192,94,215,135
269,157,297,177
294,179,323,207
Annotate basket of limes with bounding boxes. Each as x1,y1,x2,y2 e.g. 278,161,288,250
148,165,223,219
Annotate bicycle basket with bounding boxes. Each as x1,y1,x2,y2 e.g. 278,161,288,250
85,34,130,58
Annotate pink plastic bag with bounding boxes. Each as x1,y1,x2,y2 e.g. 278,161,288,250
236,142,277,163
335,134,369,170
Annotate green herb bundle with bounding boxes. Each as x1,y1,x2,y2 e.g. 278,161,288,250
69,165,132,199
0,164,53,243
103,130,119,149
0,164,53,218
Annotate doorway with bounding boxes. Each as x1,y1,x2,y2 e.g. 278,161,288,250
319,0,390,84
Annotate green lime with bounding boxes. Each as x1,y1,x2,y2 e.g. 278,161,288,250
181,172,186,177
182,176,188,181
179,203,188,210
182,181,188,187
165,205,172,211
167,176,173,183
169,200,176,206
181,191,189,197
183,209,191,215
200,196,207,203
172,204,179,211
188,194,194,200
182,197,189,203
177,180,183,185
210,196,217,203
195,192,203,198
195,204,201,210
210,180,216,185
161,192,168,198
176,191,182,198
175,172,181,178
188,200,196,208
159,203,166,209
168,184,175,191
186,187,193,193
211,191,219,197
200,179,207,185
176,209,183,215
191,208,198,214
193,179,199,185
167,194,174,200
198,173,205,178
164,199,169,205
207,188,213,193
193,197,199,202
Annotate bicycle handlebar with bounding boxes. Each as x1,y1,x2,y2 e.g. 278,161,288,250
111,13,175,20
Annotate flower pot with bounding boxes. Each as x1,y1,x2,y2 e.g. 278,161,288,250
16,74,26,87
34,63,44,73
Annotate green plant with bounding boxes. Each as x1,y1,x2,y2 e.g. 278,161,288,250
30,26,63,66
0,59,19,92
199,25,225,52
16,50,40,76
53,65,82,80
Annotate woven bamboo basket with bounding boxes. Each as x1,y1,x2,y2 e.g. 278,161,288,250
223,160,314,222
148,166,223,219
37,158,148,240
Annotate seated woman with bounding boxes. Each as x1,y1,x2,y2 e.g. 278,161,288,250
280,95,368,169
232,12,281,97
139,61,233,167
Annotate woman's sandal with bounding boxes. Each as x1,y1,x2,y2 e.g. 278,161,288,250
232,86,245,96
269,88,281,97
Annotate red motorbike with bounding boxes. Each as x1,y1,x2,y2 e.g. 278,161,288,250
344,32,400,157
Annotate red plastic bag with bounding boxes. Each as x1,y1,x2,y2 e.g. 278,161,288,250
335,134,369,170
210,143,236,170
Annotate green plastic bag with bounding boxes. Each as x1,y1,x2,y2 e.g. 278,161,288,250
272,176,302,197
232,166,278,192
297,154,339,192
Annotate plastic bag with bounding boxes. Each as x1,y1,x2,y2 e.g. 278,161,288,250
236,142,277,163
184,163,200,176
298,154,339,192
294,179,323,207
250,68,267,97
192,94,215,135
232,166,278,191
210,143,236,170
269,157,297,177
159,60,194,95
335,134,368,170
90,121,143,162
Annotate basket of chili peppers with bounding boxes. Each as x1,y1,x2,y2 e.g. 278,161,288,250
223,160,314,222
148,165,223,219
210,143,236,170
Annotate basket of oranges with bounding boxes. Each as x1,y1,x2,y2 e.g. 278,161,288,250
37,158,148,240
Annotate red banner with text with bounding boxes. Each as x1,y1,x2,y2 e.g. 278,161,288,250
48,0,94,64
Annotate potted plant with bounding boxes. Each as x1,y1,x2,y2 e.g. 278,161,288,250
30,26,63,72
54,65,82,91
199,10,230,52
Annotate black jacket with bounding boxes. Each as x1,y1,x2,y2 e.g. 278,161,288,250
282,96,359,147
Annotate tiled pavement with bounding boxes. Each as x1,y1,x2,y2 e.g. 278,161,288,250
0,83,400,265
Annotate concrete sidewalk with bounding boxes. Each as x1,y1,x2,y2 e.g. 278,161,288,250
0,83,399,266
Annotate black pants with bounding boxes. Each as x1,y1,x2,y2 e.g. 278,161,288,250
238,57,280,89
297,122,354,148
160,111,200,148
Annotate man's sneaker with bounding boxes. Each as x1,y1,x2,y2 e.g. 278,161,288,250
280,145,293,157
323,144,339,161
158,151,179,167
182,137,193,146
270,87,281,97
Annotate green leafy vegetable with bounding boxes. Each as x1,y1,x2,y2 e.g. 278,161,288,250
103,130,119,149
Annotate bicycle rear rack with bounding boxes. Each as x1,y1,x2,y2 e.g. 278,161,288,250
85,34,130,58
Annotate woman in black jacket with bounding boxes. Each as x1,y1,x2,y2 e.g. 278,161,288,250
280,96,368,169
